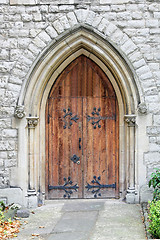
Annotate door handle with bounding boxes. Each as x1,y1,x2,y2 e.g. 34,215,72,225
79,138,81,150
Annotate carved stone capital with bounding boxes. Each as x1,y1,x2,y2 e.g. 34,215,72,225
27,117,39,128
138,103,148,115
14,105,25,119
124,115,136,127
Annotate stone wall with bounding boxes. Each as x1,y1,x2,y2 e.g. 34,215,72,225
0,0,160,202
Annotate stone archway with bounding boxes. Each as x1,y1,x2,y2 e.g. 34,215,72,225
14,26,143,206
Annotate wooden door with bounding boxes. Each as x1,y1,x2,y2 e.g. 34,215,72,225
46,55,119,199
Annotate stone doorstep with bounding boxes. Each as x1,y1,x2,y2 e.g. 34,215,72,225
61,200,105,212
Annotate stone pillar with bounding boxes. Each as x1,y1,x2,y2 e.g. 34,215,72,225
26,117,39,207
125,115,137,204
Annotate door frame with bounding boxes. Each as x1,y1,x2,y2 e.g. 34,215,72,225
15,27,143,205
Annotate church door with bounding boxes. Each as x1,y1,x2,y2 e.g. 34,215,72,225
46,55,119,199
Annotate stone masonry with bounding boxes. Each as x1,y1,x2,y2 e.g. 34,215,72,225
0,0,160,204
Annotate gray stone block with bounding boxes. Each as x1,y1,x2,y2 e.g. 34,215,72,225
10,0,38,5
0,188,23,205
140,185,153,203
17,209,30,218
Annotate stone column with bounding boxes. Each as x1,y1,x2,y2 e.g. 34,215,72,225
124,115,137,204
26,117,39,207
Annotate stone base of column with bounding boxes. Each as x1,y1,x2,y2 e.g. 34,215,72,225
126,187,138,204
37,191,45,206
27,190,37,208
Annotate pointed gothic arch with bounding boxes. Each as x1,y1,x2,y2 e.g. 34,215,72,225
15,26,143,205
18,26,142,114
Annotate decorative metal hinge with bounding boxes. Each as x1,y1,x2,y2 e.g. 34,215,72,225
85,176,116,198
87,107,115,129
48,177,79,198
62,108,79,129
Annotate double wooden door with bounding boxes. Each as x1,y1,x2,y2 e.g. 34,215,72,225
46,55,119,199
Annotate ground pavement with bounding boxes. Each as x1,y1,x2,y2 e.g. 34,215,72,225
14,199,146,240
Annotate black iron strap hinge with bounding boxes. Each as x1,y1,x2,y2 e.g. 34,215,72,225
48,177,79,198
85,176,116,198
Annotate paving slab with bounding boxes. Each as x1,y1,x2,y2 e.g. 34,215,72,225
52,211,98,233
88,200,146,240
14,201,64,240
14,199,146,240
47,232,89,240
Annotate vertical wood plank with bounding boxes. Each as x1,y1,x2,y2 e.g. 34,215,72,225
52,98,58,187
99,98,106,186
48,97,53,187
45,101,49,199
115,100,119,197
